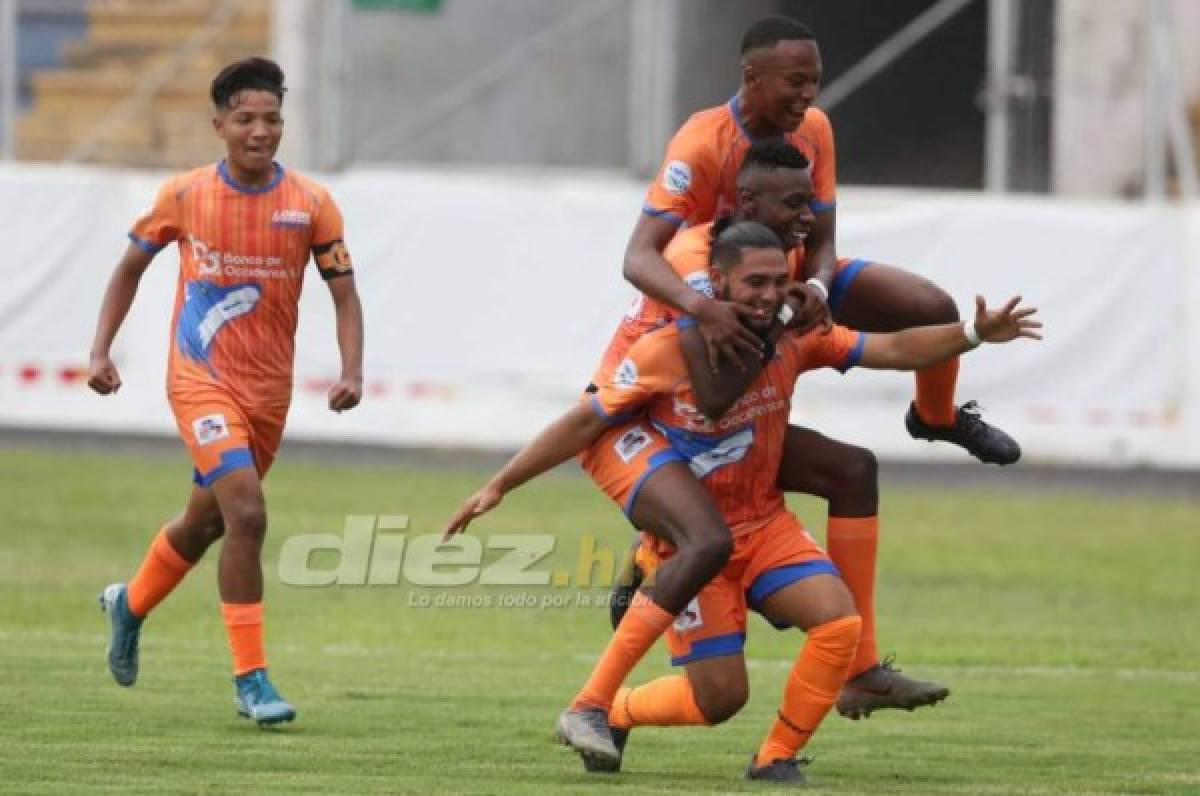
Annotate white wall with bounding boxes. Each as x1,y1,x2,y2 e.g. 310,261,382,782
2,163,1198,466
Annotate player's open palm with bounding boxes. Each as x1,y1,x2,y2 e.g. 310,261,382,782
87,353,122,395
443,483,504,540
974,295,1042,343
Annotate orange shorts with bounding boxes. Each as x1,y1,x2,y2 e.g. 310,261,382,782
639,510,839,666
579,414,686,517
169,382,288,487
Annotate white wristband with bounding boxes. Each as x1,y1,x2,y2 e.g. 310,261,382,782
777,302,795,327
805,278,829,303
963,320,982,347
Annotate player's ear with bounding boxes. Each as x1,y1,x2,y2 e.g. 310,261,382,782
741,59,758,88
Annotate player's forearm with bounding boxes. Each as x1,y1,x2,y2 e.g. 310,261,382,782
681,322,770,420
865,323,975,371
624,246,710,317
490,406,607,496
801,212,837,290
333,287,364,380
90,267,143,356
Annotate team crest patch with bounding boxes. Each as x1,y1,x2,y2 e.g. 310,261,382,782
662,160,692,195
674,598,703,632
613,357,638,390
193,413,230,446
614,426,652,463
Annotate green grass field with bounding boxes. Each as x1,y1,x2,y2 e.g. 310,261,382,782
1,445,1198,795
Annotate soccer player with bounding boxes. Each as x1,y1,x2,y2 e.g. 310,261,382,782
613,16,1018,716
445,222,1039,783
86,57,363,726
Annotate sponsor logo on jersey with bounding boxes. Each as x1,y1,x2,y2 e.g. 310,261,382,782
662,160,692,195
614,426,652,463
613,357,639,390
193,413,230,446
674,597,703,632
271,209,312,228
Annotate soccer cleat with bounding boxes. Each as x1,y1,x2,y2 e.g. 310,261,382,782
555,707,620,767
234,668,296,726
581,726,630,773
609,536,644,630
745,754,811,785
836,655,950,720
98,582,143,687
905,400,1021,465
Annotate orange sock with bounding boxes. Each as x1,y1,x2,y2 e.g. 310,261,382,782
914,356,960,427
756,615,861,766
827,517,879,676
126,528,194,618
608,677,710,730
571,594,674,711
221,602,266,676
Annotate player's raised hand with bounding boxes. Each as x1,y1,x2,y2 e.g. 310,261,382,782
785,282,833,334
443,483,504,541
973,295,1042,343
327,376,362,413
694,297,763,372
87,352,122,395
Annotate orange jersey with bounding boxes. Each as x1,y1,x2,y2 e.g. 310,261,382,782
594,221,803,382
643,98,836,228
589,320,864,533
130,161,352,405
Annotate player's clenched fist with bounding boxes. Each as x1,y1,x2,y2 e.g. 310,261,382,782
87,352,122,395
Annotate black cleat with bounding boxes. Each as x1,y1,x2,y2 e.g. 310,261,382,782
905,400,1020,465
609,537,644,630
581,726,629,773
837,655,950,720
745,754,811,786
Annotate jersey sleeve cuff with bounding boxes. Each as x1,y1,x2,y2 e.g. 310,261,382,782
128,232,166,255
589,393,634,425
809,199,836,214
838,332,867,372
641,204,685,227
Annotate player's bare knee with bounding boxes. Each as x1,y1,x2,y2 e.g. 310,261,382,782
693,678,748,725
916,287,960,325
841,446,878,498
225,502,267,540
690,533,733,575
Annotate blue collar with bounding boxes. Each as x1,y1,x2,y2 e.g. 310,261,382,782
217,159,285,194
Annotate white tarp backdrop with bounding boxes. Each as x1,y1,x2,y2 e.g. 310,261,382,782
2,163,1198,466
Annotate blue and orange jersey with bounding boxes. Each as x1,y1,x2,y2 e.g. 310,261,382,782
589,321,864,533
643,98,836,228
129,161,352,405
594,221,803,384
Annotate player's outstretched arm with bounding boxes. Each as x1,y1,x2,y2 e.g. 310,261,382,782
87,243,156,395
624,213,762,370
325,274,364,412
859,295,1042,372
443,404,609,539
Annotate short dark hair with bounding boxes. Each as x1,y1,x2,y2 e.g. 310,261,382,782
740,16,816,55
211,57,286,109
709,218,784,273
740,140,811,177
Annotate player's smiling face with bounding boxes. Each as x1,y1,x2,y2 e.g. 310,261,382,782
740,166,816,251
714,247,790,334
214,89,283,183
745,39,822,134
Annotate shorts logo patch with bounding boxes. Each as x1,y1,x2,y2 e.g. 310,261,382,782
662,160,692,196
193,413,230,446
613,357,638,390
615,426,652,463
674,598,703,632
683,270,714,298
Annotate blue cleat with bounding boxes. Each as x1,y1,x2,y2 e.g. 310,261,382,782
98,582,142,687
235,669,296,726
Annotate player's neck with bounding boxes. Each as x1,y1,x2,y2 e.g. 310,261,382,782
224,159,278,190
734,90,784,140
